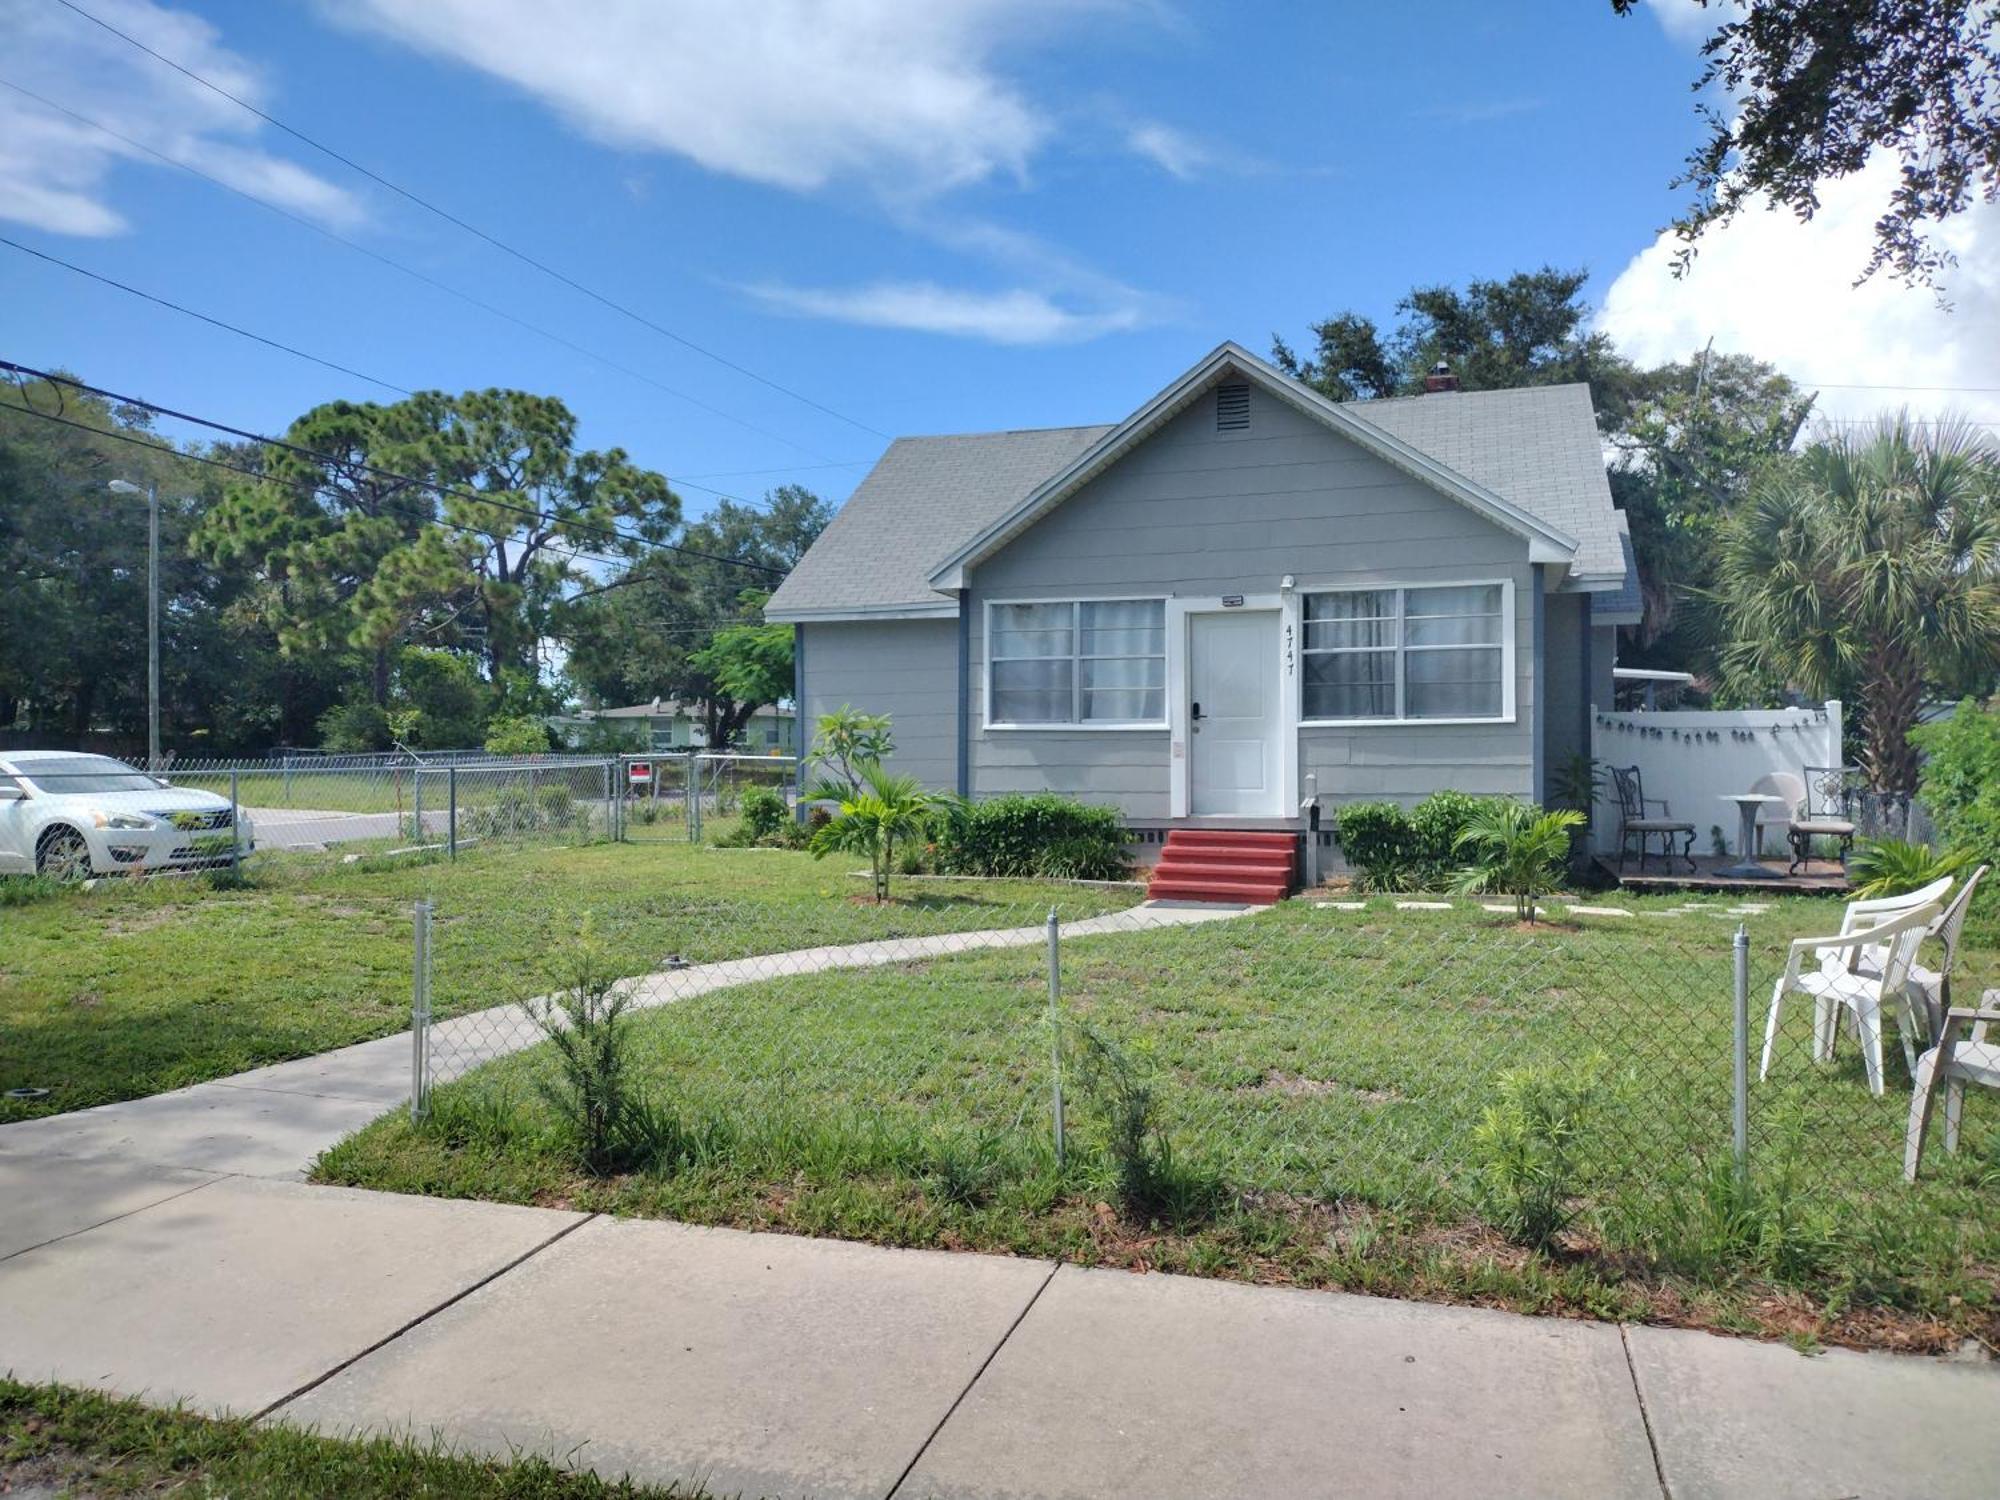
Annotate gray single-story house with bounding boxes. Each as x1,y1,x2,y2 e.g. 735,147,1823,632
766,342,1638,835
578,700,798,755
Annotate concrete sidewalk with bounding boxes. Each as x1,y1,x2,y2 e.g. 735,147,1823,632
4,1152,1997,1499
5,913,1998,1498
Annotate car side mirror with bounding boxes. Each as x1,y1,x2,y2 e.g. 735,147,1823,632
0,785,22,801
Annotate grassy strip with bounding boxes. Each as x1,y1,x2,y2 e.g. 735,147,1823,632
319,896,2000,1352
0,841,1130,1121
0,1379,706,1498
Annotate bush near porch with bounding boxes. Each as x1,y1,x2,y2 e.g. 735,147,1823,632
320,895,2000,1353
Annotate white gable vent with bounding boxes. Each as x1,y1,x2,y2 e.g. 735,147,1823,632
1215,381,1251,432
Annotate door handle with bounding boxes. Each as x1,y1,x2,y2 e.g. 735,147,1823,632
1190,702,1203,723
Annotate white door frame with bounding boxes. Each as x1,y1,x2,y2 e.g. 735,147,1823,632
1167,591,1300,819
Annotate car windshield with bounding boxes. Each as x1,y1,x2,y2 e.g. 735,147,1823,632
14,756,164,794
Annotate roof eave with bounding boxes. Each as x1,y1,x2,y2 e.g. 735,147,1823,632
765,600,960,625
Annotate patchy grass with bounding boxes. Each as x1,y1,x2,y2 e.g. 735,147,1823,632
0,841,1130,1121
320,894,2000,1351
0,1379,707,1497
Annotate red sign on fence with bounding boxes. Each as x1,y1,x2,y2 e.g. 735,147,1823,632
627,760,653,786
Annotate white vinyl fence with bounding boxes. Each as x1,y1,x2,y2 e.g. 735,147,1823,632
1590,701,1844,856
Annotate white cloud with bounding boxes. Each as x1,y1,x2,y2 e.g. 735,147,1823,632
745,279,1151,345
1126,121,1209,180
1598,156,2000,429
0,0,364,237
328,0,1055,199
1643,0,1731,48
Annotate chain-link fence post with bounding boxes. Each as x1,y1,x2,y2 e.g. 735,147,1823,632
685,749,700,842
603,758,614,842
410,898,432,1122
1047,905,1066,1166
412,765,423,846
229,769,241,872
1732,923,1750,1185
447,765,458,860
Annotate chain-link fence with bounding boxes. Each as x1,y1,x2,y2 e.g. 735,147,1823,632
402,887,1997,1313
0,751,622,885
614,751,799,844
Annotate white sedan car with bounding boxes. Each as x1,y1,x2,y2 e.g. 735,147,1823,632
0,751,256,879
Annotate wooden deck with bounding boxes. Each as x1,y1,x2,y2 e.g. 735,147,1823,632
1595,853,1851,895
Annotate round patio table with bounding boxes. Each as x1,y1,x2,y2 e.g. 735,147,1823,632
1718,793,1785,879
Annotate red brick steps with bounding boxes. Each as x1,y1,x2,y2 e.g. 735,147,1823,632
1146,829,1298,905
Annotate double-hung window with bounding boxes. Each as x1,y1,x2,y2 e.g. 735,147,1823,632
1301,583,1509,722
988,599,1166,726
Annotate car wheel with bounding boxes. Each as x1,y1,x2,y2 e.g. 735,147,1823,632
35,826,92,881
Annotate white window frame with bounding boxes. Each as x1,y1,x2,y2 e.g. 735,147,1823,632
983,595,1170,731
1297,578,1516,727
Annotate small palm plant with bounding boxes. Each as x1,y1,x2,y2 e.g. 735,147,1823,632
807,760,938,901
1452,800,1586,923
1845,837,1972,899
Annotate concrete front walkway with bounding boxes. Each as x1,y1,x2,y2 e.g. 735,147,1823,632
4,910,1998,1498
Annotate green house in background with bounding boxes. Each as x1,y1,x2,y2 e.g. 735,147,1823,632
580,699,799,756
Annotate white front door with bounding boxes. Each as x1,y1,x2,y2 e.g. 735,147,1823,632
1188,609,1282,816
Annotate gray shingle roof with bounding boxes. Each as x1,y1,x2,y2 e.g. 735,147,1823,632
766,377,1624,619
765,424,1113,617
1344,382,1624,580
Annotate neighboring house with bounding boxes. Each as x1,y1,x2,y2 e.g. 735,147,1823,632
766,342,1637,831
583,700,798,756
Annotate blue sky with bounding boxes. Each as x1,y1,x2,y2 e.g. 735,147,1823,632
6,0,1998,521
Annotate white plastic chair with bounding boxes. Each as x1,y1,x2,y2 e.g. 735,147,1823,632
1831,867,1986,1062
1904,991,2000,1181
1761,900,1940,1096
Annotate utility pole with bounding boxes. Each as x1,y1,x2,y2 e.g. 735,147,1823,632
108,479,160,769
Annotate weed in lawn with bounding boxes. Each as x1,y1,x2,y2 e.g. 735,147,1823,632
1470,1058,1605,1250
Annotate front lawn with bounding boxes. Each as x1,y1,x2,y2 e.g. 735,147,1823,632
319,895,2000,1351
0,842,1131,1121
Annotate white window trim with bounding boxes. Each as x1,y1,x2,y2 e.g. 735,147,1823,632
982,595,1171,732
1296,578,1517,728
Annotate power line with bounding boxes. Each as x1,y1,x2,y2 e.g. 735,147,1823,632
676,460,872,480
56,0,890,442
0,78,844,467
0,235,792,514
1,236,412,396
2,360,787,577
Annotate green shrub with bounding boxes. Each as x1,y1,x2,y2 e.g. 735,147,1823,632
1913,699,2000,843
1409,790,1510,887
483,714,552,756
1334,801,1418,891
933,794,1131,881
316,700,391,752
1472,1059,1604,1249
738,784,792,843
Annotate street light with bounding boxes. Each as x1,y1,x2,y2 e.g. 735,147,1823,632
107,478,159,770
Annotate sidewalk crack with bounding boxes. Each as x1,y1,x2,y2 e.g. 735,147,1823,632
1620,1323,1673,1500
883,1259,1060,1500
251,1211,599,1424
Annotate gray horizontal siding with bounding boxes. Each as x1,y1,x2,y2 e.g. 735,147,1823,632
968,384,1538,816
798,619,958,790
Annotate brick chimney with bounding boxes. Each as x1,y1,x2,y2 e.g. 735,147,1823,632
1423,359,1460,394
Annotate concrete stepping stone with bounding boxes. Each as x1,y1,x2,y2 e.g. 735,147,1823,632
1395,900,1453,911
1566,905,1633,918
1314,901,1368,911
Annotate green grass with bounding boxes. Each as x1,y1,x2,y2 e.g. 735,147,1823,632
170,767,418,815
319,893,2000,1351
0,1380,709,1498
0,841,1130,1121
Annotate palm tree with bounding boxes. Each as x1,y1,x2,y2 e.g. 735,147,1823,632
1709,416,2000,794
806,760,937,901
1452,801,1585,923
